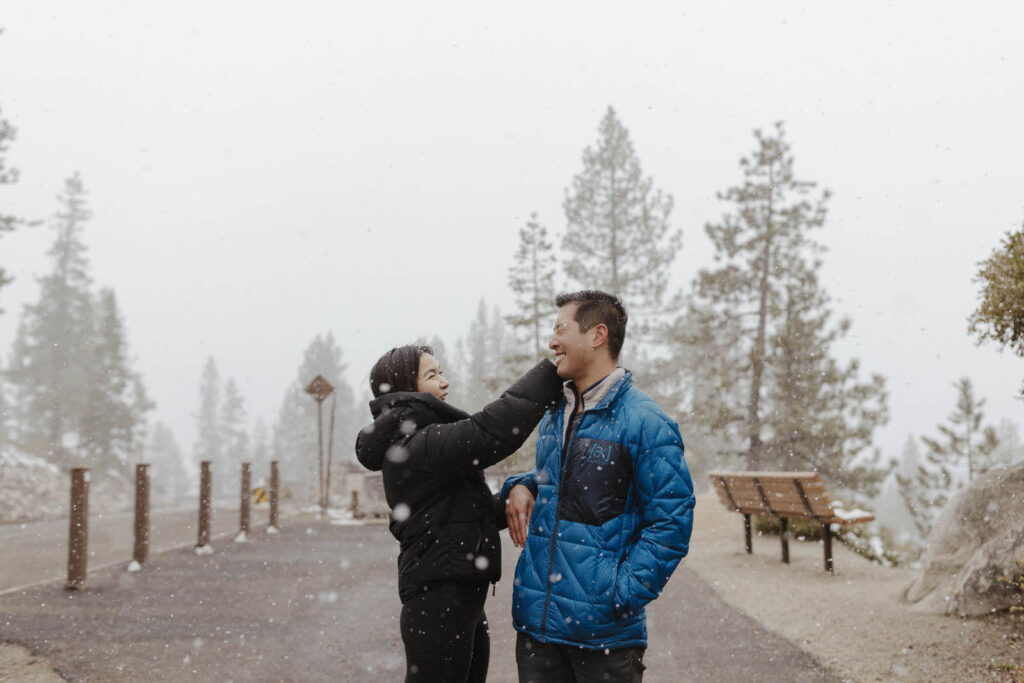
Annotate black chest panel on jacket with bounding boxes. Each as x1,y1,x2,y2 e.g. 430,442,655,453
558,436,631,526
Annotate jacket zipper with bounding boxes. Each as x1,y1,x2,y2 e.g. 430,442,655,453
540,388,582,641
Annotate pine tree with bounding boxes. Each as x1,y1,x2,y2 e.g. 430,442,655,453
194,357,222,476
454,300,514,412
147,422,188,499
250,417,271,478
6,173,95,465
562,106,681,324
902,378,1000,539
459,300,496,412
921,378,999,485
0,98,26,309
220,378,248,496
686,123,830,470
506,212,557,369
991,419,1024,468
79,289,152,471
0,372,9,454
762,268,889,494
968,225,1024,398
273,332,355,500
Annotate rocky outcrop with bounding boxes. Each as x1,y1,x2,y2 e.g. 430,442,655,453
905,461,1024,616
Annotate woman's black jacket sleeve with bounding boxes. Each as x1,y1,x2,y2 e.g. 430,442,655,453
409,359,561,474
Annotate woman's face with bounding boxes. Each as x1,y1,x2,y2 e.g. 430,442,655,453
416,353,450,400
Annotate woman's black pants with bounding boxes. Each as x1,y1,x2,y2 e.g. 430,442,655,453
400,580,490,682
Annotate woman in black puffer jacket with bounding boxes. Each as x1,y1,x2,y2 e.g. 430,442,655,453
355,344,561,683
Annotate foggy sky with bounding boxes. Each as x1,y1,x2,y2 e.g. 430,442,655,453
1,1,1023,465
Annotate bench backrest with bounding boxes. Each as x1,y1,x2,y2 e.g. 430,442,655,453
708,470,835,522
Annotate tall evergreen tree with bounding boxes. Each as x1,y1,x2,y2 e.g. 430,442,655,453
562,106,681,324
969,224,1024,398
220,378,248,496
991,419,1024,468
506,212,558,369
762,268,889,493
250,417,271,478
194,357,222,474
0,373,9,454
273,332,356,499
454,300,513,412
921,378,999,485
79,288,152,470
0,95,27,309
147,422,189,499
6,173,95,464
687,123,830,470
902,378,1000,539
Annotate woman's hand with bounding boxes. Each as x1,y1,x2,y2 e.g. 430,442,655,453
505,484,535,548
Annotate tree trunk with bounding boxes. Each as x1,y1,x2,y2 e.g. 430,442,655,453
746,164,775,470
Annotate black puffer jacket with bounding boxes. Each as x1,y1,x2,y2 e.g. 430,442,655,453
355,360,562,603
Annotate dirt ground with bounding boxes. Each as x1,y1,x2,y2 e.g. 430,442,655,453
686,492,1024,682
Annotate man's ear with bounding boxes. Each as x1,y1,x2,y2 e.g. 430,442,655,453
591,323,609,349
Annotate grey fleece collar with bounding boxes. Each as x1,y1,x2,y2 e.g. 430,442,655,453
561,367,627,443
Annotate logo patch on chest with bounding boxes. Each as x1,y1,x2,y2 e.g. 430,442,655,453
559,438,631,526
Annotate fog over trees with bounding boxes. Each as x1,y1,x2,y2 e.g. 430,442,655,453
0,61,1021,560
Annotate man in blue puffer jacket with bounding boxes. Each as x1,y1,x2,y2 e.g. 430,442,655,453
501,290,695,682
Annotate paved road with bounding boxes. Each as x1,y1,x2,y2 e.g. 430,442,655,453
0,520,842,682
0,505,264,594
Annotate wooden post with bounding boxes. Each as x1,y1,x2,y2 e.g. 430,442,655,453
133,464,150,566
325,394,336,511
269,461,279,530
351,490,360,519
779,517,790,564
240,462,251,536
197,461,211,548
743,514,752,554
317,400,325,514
66,468,89,590
822,523,834,573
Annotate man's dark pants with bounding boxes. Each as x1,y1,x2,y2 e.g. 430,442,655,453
515,631,646,682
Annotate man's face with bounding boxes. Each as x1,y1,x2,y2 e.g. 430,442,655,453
549,303,590,382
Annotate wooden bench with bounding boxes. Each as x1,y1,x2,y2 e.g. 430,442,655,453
708,470,875,573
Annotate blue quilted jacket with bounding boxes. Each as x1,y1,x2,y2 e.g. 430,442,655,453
501,370,694,650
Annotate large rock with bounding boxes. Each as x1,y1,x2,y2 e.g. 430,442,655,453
905,461,1024,616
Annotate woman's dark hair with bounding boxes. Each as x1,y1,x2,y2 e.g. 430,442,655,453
369,345,433,398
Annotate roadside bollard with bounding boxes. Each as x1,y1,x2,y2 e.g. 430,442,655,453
239,462,251,538
197,461,211,550
66,467,89,590
269,461,279,532
133,463,150,567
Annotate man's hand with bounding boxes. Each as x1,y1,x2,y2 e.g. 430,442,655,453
505,484,535,548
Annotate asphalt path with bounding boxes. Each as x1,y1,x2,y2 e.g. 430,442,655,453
0,505,262,595
0,520,842,682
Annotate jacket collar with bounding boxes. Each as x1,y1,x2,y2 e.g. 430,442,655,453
563,367,630,416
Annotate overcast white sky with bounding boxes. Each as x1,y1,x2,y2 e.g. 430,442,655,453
1,2,1023,466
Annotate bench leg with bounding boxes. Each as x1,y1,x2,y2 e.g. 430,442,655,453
780,518,789,564
743,514,752,554
822,523,833,573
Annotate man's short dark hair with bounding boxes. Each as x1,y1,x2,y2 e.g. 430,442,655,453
369,345,433,397
555,290,628,360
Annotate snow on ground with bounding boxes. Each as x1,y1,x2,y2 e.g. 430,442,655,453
687,492,1023,681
